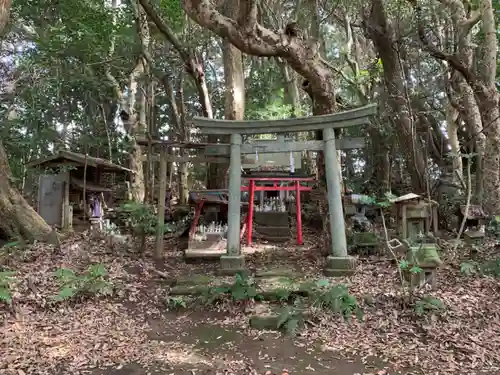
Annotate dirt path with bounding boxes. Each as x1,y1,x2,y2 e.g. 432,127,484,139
90,312,394,375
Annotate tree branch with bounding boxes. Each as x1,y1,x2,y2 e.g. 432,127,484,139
138,0,192,63
408,0,486,99
182,0,283,56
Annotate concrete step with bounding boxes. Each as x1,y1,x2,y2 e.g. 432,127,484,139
254,226,289,237
253,212,289,227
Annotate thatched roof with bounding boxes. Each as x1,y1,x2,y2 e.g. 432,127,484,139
26,151,133,173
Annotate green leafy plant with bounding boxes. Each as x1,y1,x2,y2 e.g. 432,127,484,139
315,284,363,320
0,271,16,305
414,296,445,316
276,302,306,336
301,280,363,320
204,272,263,304
53,264,113,302
118,201,161,252
166,296,187,310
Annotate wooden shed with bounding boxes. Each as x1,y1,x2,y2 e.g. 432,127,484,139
26,151,132,229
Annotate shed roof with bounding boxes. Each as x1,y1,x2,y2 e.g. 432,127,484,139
26,151,133,173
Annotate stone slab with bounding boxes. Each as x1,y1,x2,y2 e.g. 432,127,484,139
324,255,356,277
255,235,290,243
255,268,301,278
218,255,246,276
184,248,225,260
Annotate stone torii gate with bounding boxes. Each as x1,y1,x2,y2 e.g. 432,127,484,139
192,104,377,276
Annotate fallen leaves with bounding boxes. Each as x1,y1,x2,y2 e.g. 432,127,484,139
1,231,500,374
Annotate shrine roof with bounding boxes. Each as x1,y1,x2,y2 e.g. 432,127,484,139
26,151,133,173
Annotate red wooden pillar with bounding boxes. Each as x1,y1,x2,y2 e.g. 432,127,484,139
189,200,205,240
295,181,303,245
246,179,255,245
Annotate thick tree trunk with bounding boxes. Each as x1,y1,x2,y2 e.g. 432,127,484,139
207,0,245,189
0,141,52,241
127,0,150,202
280,63,301,118
443,0,483,201
362,0,427,192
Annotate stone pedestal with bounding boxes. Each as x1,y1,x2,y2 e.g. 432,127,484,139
324,255,356,277
218,255,246,275
404,267,438,289
464,231,485,246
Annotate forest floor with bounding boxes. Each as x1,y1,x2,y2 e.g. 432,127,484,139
1,231,500,375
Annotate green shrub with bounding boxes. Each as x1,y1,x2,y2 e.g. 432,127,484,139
53,264,113,302
0,271,15,305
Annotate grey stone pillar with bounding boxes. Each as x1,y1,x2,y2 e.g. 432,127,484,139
220,133,246,275
322,127,356,276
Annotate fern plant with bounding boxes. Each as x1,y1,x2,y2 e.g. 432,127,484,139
0,271,15,305
303,280,363,320
53,264,113,302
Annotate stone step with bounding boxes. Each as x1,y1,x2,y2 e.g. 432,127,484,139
254,226,290,237
253,212,289,227
255,235,289,243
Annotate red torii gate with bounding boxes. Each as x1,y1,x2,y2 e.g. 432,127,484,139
188,176,314,246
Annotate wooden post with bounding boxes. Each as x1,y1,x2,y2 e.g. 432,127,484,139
155,147,167,259
219,133,245,274
322,128,354,276
82,153,88,221
247,179,255,246
295,180,303,245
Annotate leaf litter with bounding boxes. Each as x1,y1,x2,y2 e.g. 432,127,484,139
0,231,499,374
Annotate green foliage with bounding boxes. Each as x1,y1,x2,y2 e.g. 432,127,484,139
301,280,363,320
0,271,16,305
119,201,158,235
53,264,113,302
166,296,187,310
414,296,445,316
399,260,423,275
314,284,363,320
276,302,305,336
206,272,262,303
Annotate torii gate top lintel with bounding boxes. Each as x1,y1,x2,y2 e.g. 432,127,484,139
191,104,377,135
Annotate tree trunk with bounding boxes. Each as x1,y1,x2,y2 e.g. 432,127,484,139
207,0,245,189
127,0,150,202
0,141,52,241
446,105,462,183
410,0,500,213
280,63,301,118
0,0,53,242
362,0,427,192
443,0,483,201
